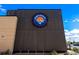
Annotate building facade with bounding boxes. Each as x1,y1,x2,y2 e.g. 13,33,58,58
7,9,67,54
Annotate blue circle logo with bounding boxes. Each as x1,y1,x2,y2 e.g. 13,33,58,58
32,13,48,27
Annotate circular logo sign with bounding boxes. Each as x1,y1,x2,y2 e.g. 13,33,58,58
32,13,48,27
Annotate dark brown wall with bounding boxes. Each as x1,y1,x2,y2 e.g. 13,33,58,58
7,9,67,53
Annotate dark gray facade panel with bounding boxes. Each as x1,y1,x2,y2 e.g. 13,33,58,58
7,9,67,53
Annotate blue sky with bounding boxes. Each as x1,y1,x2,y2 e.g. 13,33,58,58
0,4,79,42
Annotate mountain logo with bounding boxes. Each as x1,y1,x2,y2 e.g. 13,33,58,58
32,13,48,28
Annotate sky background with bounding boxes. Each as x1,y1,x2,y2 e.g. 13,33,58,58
0,4,79,42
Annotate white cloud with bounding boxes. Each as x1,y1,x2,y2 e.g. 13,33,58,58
0,5,2,7
64,20,68,23
72,18,79,22
65,29,79,42
65,30,71,36
64,17,79,23
70,29,79,34
0,5,6,13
